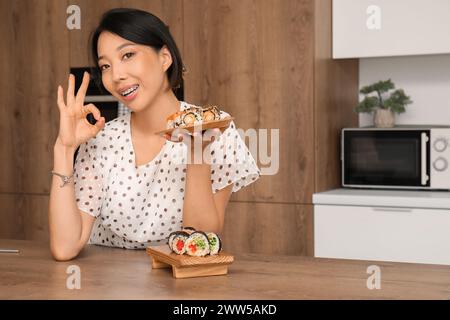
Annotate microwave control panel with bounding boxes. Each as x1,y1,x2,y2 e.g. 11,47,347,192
430,129,450,189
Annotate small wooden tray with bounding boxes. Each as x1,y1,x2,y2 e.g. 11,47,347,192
146,245,234,279
155,117,234,136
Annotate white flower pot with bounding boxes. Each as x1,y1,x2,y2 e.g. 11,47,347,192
374,108,395,128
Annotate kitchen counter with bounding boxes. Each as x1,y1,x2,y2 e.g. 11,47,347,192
313,188,450,209
1,239,450,299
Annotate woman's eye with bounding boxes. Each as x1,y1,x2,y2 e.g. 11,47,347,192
99,65,109,71
123,52,135,60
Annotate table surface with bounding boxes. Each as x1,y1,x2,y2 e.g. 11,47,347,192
1,239,450,299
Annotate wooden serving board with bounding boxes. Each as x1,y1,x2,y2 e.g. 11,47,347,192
155,117,234,136
146,245,234,279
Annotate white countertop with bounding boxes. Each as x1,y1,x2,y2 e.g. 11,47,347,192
312,188,450,209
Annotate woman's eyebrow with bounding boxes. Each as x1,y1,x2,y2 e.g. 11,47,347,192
98,43,135,61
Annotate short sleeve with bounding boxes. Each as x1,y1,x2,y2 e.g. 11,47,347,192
209,116,261,193
73,138,104,218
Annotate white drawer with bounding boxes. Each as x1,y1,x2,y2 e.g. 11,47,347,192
314,205,450,265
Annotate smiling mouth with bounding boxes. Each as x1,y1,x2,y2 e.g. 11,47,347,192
121,85,139,97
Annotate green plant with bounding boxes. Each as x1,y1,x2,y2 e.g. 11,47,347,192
355,79,413,114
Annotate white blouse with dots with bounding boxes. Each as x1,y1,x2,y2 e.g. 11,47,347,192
73,101,260,249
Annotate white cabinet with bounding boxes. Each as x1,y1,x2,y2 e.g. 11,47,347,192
314,204,450,265
333,0,450,58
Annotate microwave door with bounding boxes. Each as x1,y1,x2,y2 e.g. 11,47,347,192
342,130,430,188
420,132,430,186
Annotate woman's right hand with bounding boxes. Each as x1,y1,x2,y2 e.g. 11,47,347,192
56,72,105,150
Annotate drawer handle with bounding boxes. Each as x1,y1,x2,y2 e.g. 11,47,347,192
421,132,429,185
371,207,413,213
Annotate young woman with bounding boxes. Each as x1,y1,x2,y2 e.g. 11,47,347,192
48,8,260,261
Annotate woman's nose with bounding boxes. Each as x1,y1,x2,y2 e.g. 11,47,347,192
111,64,127,82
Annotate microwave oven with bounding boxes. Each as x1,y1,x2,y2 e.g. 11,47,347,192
341,126,450,190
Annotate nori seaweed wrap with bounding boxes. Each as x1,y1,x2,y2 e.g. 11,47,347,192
182,226,196,235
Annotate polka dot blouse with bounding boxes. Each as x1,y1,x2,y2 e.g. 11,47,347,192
74,101,261,249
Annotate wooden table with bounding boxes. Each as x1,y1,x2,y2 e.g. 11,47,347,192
1,239,449,299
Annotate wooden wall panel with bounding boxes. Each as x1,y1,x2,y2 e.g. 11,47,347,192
0,0,69,240
0,0,16,194
0,194,49,242
314,0,358,193
183,0,315,204
0,195,24,240
68,0,123,68
22,195,50,242
221,202,313,256
0,0,70,194
124,0,184,56
68,0,184,68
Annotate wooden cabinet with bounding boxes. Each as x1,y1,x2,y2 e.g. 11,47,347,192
333,0,450,58
222,202,314,256
315,204,450,265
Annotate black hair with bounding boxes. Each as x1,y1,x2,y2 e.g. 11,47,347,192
90,8,184,92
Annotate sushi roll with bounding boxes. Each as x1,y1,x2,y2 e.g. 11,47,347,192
166,105,224,129
171,231,190,255
202,106,221,122
167,231,183,251
181,111,197,126
206,232,222,255
166,111,183,129
180,107,202,126
185,231,211,257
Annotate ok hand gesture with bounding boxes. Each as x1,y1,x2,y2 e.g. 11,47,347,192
56,72,105,149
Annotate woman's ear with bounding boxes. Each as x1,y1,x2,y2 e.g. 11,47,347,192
160,45,173,72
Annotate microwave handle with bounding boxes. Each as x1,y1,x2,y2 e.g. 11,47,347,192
421,132,429,185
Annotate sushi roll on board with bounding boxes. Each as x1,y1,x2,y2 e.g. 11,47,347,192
165,105,223,130
157,105,233,137
166,229,223,257
165,106,202,129
167,231,180,250
202,106,221,122
168,231,190,255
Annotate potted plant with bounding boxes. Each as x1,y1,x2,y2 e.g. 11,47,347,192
355,79,413,128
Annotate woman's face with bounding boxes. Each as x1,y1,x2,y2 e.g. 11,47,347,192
97,31,172,111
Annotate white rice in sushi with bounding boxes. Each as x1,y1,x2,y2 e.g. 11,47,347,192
207,232,222,255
